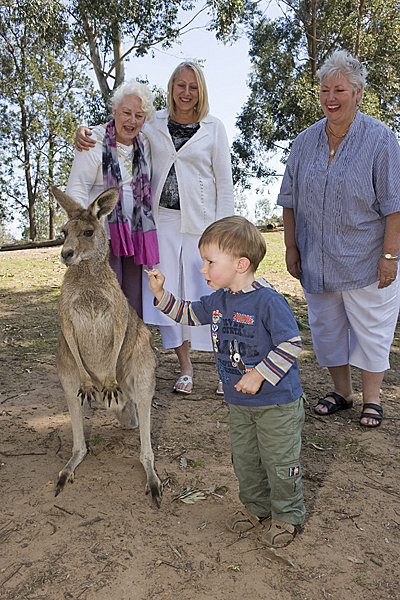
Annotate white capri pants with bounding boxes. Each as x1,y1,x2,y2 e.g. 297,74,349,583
304,276,400,372
142,207,212,351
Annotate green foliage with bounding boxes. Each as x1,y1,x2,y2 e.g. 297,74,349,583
0,0,97,240
233,0,400,184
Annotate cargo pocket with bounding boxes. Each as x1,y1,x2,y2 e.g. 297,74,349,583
274,462,302,499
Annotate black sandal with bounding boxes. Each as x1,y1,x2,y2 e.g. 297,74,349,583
314,391,353,416
359,403,383,428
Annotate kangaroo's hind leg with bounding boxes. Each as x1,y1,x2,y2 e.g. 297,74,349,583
55,337,89,496
128,329,162,507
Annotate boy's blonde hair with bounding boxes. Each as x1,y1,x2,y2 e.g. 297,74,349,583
199,216,266,271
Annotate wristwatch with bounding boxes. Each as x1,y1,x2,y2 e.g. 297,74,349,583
381,253,398,260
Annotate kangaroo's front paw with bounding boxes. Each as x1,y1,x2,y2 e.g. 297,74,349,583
77,384,98,407
102,381,122,408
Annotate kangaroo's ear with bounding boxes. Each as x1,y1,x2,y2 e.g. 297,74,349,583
52,186,83,217
90,188,120,220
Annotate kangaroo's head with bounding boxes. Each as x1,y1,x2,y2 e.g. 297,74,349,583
52,187,120,267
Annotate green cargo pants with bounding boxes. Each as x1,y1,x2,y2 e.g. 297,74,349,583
229,394,305,525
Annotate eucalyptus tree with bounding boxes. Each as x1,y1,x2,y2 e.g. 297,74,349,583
0,0,95,240
233,0,400,184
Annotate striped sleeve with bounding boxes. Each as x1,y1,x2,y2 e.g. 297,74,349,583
155,290,203,326
255,336,302,386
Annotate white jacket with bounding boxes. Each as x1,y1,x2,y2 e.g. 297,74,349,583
143,109,234,235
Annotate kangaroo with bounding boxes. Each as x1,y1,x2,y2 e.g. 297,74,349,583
53,186,161,507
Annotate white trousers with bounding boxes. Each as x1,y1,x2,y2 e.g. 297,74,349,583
304,275,400,372
142,208,212,351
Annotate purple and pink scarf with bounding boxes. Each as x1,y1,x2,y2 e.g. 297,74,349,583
102,118,159,267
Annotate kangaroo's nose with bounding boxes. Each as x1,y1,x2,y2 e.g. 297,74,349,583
61,249,74,260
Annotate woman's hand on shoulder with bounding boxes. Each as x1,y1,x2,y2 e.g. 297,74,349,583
75,126,96,152
285,246,302,279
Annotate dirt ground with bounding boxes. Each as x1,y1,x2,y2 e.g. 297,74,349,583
1,246,399,600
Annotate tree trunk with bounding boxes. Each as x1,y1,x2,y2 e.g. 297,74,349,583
48,132,55,240
20,100,37,241
310,0,317,85
111,21,125,91
355,0,365,57
81,13,111,104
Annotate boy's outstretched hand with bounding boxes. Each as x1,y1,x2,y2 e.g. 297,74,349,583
234,369,264,395
146,268,165,302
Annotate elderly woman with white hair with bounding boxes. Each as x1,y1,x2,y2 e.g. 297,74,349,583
277,49,400,428
66,80,159,318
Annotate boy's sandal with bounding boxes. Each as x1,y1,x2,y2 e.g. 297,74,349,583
226,508,269,534
172,375,193,395
359,403,383,428
314,391,353,415
260,519,302,548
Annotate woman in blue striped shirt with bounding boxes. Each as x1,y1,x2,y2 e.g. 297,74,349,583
277,49,400,428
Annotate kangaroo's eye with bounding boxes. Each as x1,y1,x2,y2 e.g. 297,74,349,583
83,230,94,237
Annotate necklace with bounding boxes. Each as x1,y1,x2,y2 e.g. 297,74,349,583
326,111,356,138
327,123,349,138
327,111,357,159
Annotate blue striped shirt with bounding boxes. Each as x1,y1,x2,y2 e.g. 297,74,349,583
277,110,400,293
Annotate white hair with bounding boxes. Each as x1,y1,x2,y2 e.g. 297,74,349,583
318,49,367,101
110,80,155,121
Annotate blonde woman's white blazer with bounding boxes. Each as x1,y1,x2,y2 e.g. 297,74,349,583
143,109,234,234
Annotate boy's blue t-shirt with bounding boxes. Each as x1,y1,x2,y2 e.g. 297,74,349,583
189,280,303,407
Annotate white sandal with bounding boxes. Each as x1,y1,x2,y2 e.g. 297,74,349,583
173,375,193,395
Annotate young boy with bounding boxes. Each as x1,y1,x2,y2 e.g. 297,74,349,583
147,216,305,547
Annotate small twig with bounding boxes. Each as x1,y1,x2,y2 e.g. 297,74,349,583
362,481,400,498
154,559,181,569
210,404,229,415
170,449,187,462
76,578,107,598
335,511,364,531
55,435,62,455
47,521,57,536
50,550,67,563
79,516,103,527
0,392,27,404
168,542,182,559
0,451,47,456
1,564,23,586
54,504,74,515
239,546,272,561
53,504,85,518
0,520,13,534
